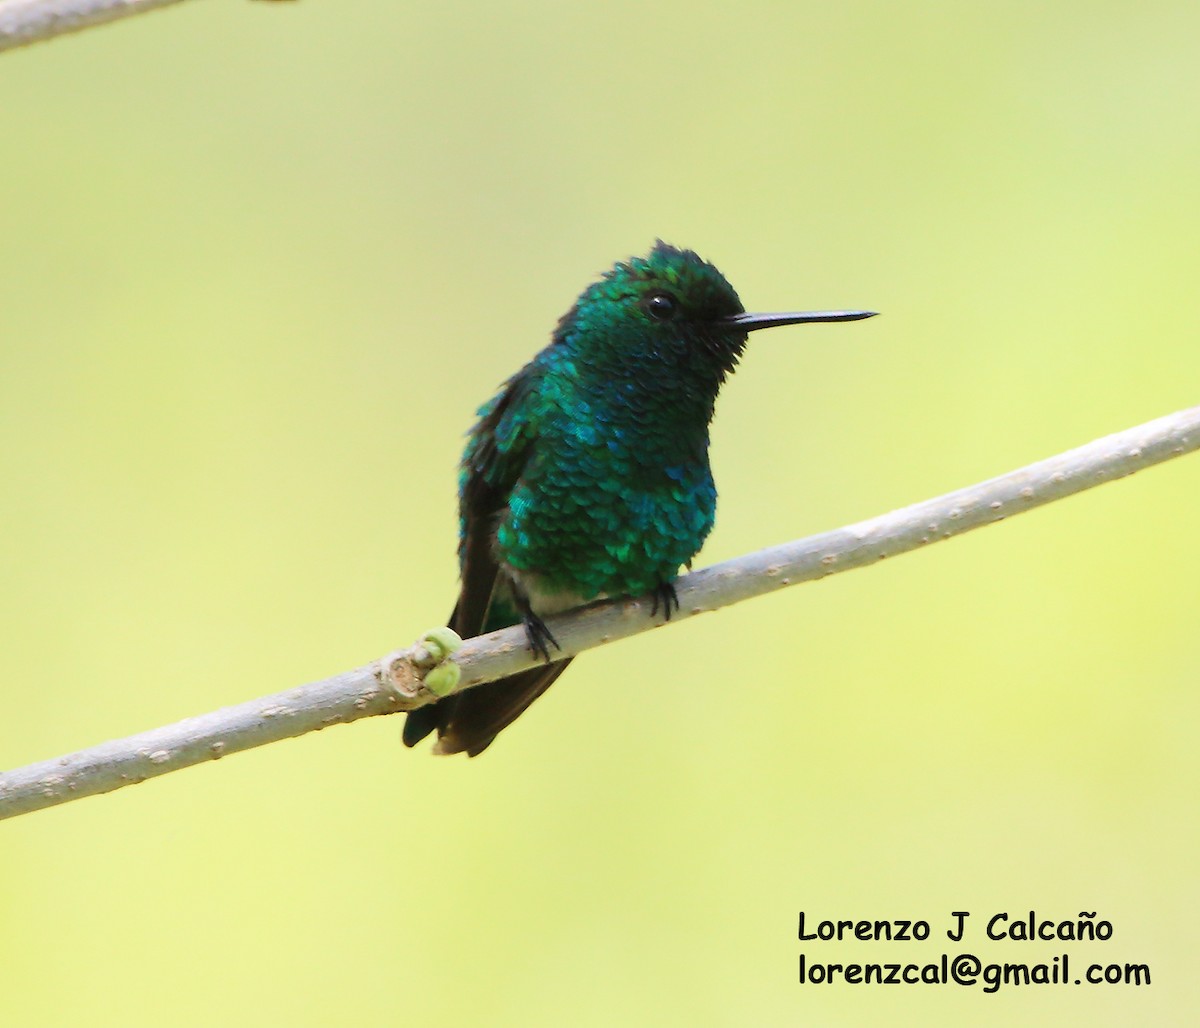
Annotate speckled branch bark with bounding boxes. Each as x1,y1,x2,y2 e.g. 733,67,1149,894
1,405,1196,821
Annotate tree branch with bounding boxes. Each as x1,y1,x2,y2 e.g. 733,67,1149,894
1,405,1196,821
0,0,289,54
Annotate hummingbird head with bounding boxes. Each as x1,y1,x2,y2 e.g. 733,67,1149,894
554,241,875,385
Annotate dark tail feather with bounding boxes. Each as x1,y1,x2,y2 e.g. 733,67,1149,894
401,703,445,749
402,659,573,757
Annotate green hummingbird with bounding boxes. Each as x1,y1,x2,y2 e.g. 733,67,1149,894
403,242,875,756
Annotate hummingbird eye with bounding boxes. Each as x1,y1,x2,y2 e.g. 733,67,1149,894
645,291,678,321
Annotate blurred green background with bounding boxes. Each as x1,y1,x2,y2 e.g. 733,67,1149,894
2,1,1198,1024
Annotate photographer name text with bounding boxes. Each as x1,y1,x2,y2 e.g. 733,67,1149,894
798,910,1111,943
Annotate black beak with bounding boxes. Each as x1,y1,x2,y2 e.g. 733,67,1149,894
722,310,878,332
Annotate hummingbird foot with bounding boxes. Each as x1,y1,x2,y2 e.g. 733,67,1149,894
506,573,561,662
650,580,680,621
511,592,560,662
521,611,560,663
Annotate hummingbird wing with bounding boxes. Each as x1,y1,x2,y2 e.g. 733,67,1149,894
453,377,533,639
402,368,574,756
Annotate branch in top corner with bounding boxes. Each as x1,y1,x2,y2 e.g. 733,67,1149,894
0,0,291,55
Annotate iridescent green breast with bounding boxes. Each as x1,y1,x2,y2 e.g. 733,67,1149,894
497,450,716,602
480,343,718,600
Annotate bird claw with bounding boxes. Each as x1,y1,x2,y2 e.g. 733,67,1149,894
522,612,560,663
650,581,680,621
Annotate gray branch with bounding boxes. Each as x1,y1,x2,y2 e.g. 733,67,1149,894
1,405,1197,821
0,0,289,54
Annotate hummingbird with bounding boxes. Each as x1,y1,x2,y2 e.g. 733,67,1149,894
403,242,875,756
